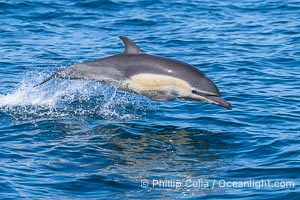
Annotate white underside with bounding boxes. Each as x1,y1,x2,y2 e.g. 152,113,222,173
123,73,190,95
122,73,216,104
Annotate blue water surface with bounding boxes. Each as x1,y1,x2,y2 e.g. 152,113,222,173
0,0,299,199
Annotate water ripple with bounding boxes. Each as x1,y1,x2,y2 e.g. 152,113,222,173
0,0,299,199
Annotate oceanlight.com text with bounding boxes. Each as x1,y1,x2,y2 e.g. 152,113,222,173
140,178,295,190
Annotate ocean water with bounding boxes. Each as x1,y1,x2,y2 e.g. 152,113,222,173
0,0,299,199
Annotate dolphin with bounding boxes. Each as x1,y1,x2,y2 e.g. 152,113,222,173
35,36,232,109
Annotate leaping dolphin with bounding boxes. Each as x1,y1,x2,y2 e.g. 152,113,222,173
35,36,232,109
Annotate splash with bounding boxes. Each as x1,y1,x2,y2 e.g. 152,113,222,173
0,72,150,121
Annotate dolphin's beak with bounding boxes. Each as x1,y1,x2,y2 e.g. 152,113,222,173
206,96,232,110
189,89,232,110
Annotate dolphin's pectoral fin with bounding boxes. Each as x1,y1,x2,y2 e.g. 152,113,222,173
142,91,177,102
119,36,143,55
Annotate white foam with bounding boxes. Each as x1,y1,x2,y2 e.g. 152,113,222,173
0,72,150,120
0,78,91,106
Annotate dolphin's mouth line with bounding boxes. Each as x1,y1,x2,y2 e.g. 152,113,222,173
191,89,219,97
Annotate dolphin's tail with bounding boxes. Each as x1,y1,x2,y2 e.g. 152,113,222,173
33,72,58,87
33,67,68,87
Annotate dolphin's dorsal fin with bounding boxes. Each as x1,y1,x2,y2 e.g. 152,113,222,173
119,36,143,54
